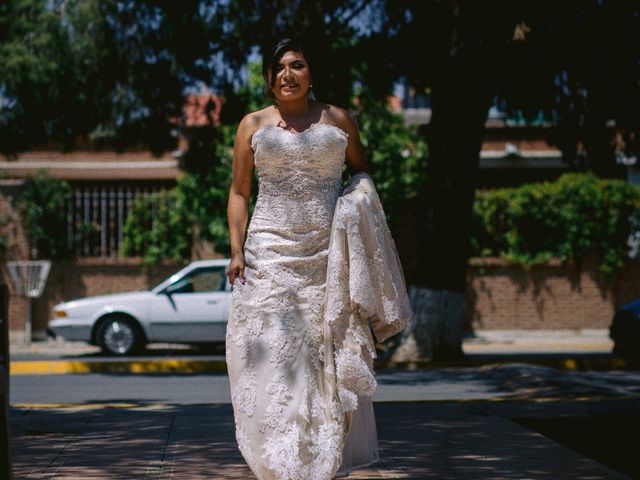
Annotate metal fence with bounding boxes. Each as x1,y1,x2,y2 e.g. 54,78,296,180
66,186,165,257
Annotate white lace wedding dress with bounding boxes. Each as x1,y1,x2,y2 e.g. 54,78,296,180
226,123,379,480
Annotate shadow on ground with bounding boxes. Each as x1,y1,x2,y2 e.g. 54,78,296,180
513,414,640,479
10,401,635,479
377,363,640,401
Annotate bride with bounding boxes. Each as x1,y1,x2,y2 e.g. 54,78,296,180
225,38,409,480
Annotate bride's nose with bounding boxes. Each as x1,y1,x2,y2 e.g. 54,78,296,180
283,66,295,80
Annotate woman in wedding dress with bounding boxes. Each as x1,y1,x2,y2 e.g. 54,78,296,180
225,38,405,480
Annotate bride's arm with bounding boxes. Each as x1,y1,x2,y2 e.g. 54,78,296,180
226,115,256,285
330,106,372,175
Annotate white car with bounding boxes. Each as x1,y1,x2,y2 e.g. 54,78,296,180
48,259,232,355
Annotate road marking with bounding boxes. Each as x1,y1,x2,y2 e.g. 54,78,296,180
12,403,168,409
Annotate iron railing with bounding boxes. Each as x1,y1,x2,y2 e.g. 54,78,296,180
65,186,165,257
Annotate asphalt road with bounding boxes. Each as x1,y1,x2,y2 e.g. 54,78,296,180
10,363,640,405
10,370,507,405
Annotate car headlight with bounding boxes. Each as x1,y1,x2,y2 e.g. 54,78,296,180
54,310,68,318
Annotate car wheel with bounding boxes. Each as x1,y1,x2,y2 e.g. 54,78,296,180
97,316,144,356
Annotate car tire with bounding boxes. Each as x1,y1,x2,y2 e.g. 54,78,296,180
97,316,144,356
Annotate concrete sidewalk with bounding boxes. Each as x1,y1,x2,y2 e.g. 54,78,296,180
10,400,634,479
8,329,623,375
463,329,614,354
9,329,615,357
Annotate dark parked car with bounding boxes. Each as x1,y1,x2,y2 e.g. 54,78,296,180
610,299,640,361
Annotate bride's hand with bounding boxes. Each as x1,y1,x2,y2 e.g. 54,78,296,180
226,253,246,285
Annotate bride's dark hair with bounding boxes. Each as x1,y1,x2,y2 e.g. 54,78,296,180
262,38,312,102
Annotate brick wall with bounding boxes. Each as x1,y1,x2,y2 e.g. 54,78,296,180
466,255,640,329
3,177,640,335
2,255,639,336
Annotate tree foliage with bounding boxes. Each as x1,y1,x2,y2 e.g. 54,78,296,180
4,1,635,161
19,171,72,258
353,95,427,217
0,0,113,153
472,173,640,280
121,189,192,266
3,0,638,275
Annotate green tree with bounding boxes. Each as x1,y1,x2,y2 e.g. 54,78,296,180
364,0,639,361
122,189,192,266
19,171,72,258
353,94,427,217
0,0,113,153
5,1,637,360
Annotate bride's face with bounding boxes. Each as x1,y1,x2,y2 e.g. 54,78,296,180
271,50,312,103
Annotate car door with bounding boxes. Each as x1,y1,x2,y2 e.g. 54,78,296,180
149,266,231,342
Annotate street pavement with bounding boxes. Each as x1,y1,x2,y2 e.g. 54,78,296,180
7,329,640,479
9,363,640,405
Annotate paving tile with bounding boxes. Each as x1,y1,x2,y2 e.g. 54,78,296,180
10,403,630,480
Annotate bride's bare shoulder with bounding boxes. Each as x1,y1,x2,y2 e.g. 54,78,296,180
238,107,277,137
321,103,358,135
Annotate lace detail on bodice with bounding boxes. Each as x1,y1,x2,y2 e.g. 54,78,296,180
234,122,349,329
251,123,347,196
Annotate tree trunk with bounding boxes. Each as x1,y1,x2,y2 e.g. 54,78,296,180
392,286,464,361
394,2,500,361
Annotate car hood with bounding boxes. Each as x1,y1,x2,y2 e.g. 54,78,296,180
58,291,154,309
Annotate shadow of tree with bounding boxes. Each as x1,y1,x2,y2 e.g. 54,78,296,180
11,404,253,479
376,363,640,401
10,399,634,479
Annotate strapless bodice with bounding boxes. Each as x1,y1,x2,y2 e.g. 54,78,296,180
250,123,347,199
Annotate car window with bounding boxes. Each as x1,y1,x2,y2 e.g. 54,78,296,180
180,267,225,293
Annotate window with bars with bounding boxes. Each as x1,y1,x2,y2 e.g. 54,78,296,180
66,186,166,257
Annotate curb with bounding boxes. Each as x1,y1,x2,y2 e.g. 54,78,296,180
10,394,640,410
9,354,635,375
376,355,632,371
10,358,228,375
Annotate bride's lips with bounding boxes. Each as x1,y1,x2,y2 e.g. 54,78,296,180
281,84,298,90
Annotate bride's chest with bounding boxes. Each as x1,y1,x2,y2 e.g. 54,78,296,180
252,125,347,178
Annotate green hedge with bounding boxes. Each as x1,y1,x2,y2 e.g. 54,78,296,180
471,173,640,279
